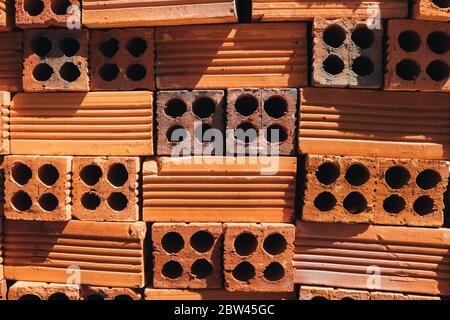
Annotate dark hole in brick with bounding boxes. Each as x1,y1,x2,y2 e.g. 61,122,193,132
100,38,119,58
38,164,59,186
33,63,54,81
19,294,41,301
191,259,213,279
398,31,421,52
234,232,258,256
345,163,370,186
190,231,214,253
161,232,184,253
351,25,375,49
59,62,81,82
24,0,44,16
126,64,147,81
343,192,367,214
263,262,285,281
48,293,69,300
426,60,449,81
193,97,216,118
126,37,148,57
265,124,288,143
11,162,32,185
51,0,72,15
234,122,257,144
81,192,101,210
59,37,80,57
31,36,52,57
342,297,354,300
323,54,344,75
107,192,128,211
413,196,434,215
164,98,187,118
194,123,214,142
427,32,449,54
80,164,102,186
396,59,421,81
99,64,119,81
431,0,449,8
416,169,442,190
114,295,133,300
166,125,188,143
323,24,346,48
87,295,104,300
385,166,410,189
232,262,255,281
311,296,328,300
351,56,374,76
107,163,128,187
263,233,287,255
383,195,406,214
264,96,287,119
162,261,183,279
12,191,33,211
314,192,336,212
235,94,258,116
316,162,340,185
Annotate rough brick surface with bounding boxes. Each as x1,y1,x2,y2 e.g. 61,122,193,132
4,155,72,221
90,28,155,91
23,29,89,92
16,0,80,28
0,0,14,30
413,0,450,21
227,89,297,155
313,18,383,88
152,223,223,289
0,279,5,300
0,92,10,154
80,286,142,300
72,157,140,221
7,281,80,300
0,33,22,92
385,19,449,92
0,219,3,280
157,91,225,156
224,223,295,292
145,288,296,300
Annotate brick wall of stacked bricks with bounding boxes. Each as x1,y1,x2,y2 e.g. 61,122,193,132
0,0,448,300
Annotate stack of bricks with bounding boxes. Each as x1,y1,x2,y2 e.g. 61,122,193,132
0,0,448,301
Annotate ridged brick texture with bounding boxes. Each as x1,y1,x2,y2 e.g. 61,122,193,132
299,88,450,160
252,0,408,21
16,0,80,28
9,92,153,156
298,286,440,300
295,221,450,295
224,223,294,292
82,0,237,28
413,0,450,21
72,157,140,222
80,286,142,300
142,156,297,222
313,18,382,88
157,90,225,156
156,23,308,89
4,220,146,287
7,281,80,300
23,29,89,92
90,28,155,91
0,33,22,92
0,91,10,154
385,19,449,92
152,223,222,289
145,288,296,300
4,155,72,221
227,89,297,155
0,0,14,30
0,279,5,300
0,219,3,280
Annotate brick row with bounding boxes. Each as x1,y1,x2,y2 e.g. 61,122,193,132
145,288,296,300
0,91,9,154
15,0,80,28
0,33,22,92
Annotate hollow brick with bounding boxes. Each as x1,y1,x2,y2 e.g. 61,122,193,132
412,0,450,21
0,92,9,154
80,286,142,300
145,288,296,300
16,0,80,28
0,0,14,30
0,33,22,92
7,281,79,300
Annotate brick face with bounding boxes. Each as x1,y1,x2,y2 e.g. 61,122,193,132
16,0,81,28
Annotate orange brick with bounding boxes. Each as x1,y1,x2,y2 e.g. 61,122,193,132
0,33,22,92
0,91,9,154
80,286,141,300
0,0,14,30
0,219,3,280
8,281,80,300
15,0,80,28
0,279,5,300
145,288,296,300
412,0,450,21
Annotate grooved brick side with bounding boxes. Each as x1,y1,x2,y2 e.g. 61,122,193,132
156,23,308,89
299,88,450,160
7,281,80,300
142,156,297,222
82,0,237,28
9,92,153,156
0,0,13,30
16,0,80,28
412,0,450,21
0,33,22,92
80,286,142,300
0,219,3,279
0,91,10,154
4,220,146,287
145,288,296,300
294,221,450,295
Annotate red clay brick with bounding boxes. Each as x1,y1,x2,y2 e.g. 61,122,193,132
152,223,223,289
413,0,450,21
23,29,89,92
0,33,22,92
0,91,10,154
385,19,449,92
0,219,3,280
145,288,296,300
16,0,80,28
0,0,14,30
224,223,295,292
4,155,72,221
80,286,141,300
0,279,5,300
8,281,80,300
90,28,155,91
72,157,140,222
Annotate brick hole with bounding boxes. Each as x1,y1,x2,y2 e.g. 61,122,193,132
234,94,258,116
162,261,183,279
164,98,187,118
161,232,184,253
86,294,104,300
427,32,449,54
59,62,80,82
314,192,337,211
166,125,188,143
126,37,148,57
99,64,119,81
81,192,101,210
232,261,255,281
51,0,72,15
264,96,287,119
11,162,32,185
265,124,288,143
416,169,442,190
263,233,287,255
59,37,80,57
114,295,133,300
316,162,340,185
385,166,410,189
311,296,328,300
323,24,346,48
342,297,354,300
383,195,406,214
426,60,449,81
31,36,52,57
18,294,41,300
343,192,367,214
107,192,128,211
413,196,435,215
107,163,128,187
432,0,449,8
345,163,370,186
38,164,59,186
398,31,421,52
126,64,147,81
100,38,119,58
80,164,102,186
38,193,59,211
191,259,214,279
351,56,374,76
234,232,258,256
193,96,216,119
12,191,33,211
23,0,44,16
194,123,214,142
48,293,69,300
190,230,214,253
33,63,54,81
323,54,344,75
351,25,375,49
234,122,258,144
263,262,285,281
396,59,421,81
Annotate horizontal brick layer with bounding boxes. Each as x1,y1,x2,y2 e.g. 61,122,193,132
145,288,296,300
1,91,9,154
0,0,13,30
0,33,22,92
